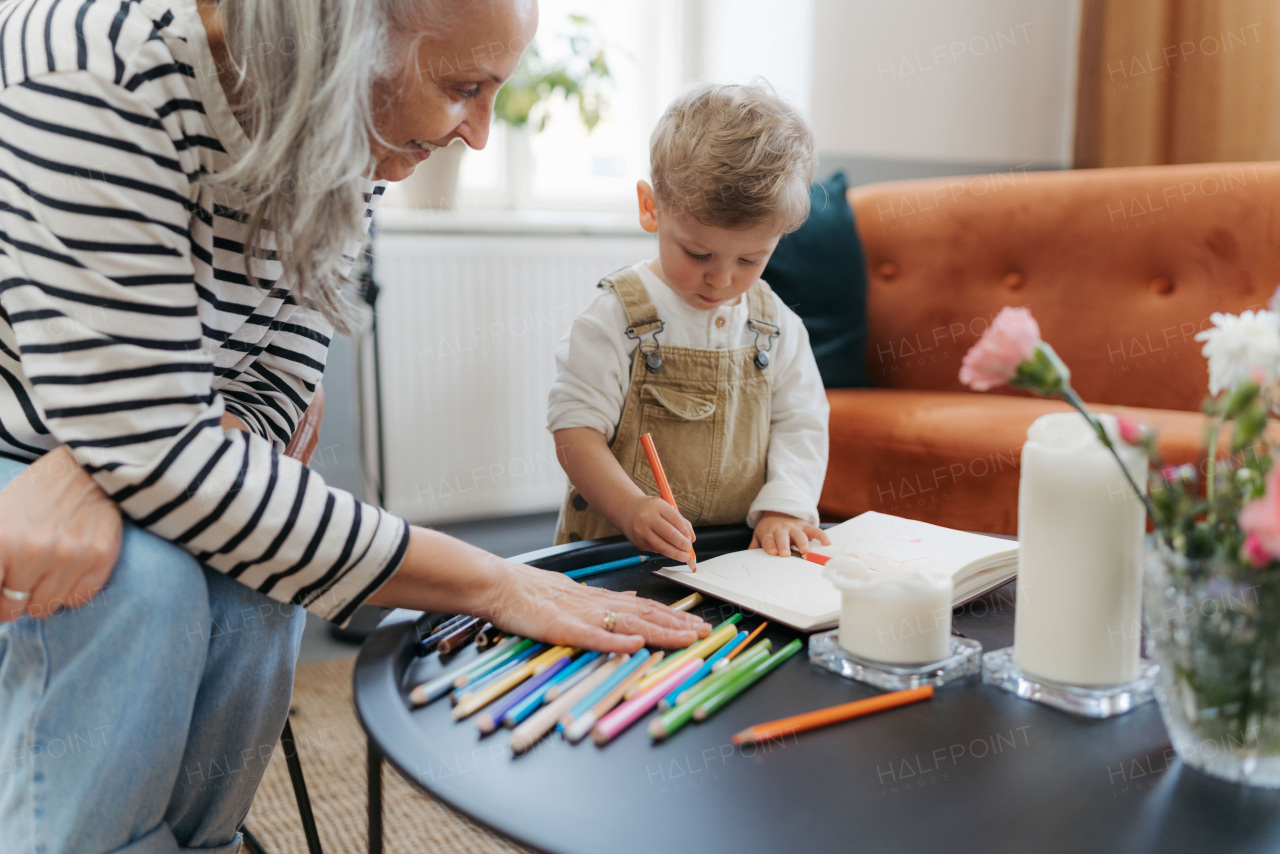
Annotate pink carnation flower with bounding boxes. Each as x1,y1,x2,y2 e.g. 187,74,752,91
959,307,1042,391
1117,417,1144,445
1243,533,1271,569
1239,466,1280,563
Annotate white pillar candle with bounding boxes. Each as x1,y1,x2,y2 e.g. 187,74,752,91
1013,412,1145,685
825,556,953,665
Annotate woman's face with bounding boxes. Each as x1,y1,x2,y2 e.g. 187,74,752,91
370,0,538,182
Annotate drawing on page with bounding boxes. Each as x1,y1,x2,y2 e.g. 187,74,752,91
708,563,752,581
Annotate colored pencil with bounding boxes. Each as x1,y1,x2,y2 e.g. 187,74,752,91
561,650,647,732
719,621,769,667
593,659,703,746
639,432,696,572
452,645,570,721
790,545,830,565
658,630,747,710
564,651,663,744
545,652,606,702
408,636,522,707
670,640,773,708
638,613,742,679
504,652,603,728
415,613,470,656
565,555,649,581
670,592,702,612
651,647,774,741
731,685,935,746
693,638,804,722
454,638,534,687
474,623,502,648
436,616,484,656
511,657,623,755
451,644,545,704
631,619,741,696
476,651,574,733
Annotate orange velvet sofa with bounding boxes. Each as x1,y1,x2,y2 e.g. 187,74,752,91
819,162,1280,536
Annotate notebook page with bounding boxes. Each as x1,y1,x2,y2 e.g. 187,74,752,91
655,549,841,624
812,512,1016,578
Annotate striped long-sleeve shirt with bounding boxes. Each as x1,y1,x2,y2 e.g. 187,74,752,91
0,0,409,625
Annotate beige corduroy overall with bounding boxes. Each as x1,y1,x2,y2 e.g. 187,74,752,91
555,267,781,544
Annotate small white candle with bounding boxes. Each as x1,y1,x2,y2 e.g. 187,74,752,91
1013,412,1145,685
825,556,953,665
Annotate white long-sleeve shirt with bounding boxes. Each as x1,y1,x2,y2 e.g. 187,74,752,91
0,0,407,625
548,261,829,526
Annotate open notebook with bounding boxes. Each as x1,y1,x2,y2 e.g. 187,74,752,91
654,511,1019,632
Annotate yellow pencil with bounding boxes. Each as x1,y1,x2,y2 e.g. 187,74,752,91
629,624,738,697
670,592,702,612
451,645,572,720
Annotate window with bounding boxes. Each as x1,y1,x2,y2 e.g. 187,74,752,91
455,1,692,212
385,0,815,214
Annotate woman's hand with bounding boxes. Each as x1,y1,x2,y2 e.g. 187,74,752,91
0,446,123,622
485,561,710,654
619,494,696,564
370,526,711,654
750,511,831,557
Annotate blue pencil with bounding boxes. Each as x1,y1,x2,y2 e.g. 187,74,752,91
476,654,573,734
565,554,649,580
659,630,748,710
558,648,651,732
452,644,545,704
503,651,603,727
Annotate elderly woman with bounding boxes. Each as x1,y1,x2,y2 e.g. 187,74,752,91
0,0,708,850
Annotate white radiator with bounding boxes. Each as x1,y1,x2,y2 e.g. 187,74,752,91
372,219,656,524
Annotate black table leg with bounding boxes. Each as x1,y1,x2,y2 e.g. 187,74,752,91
282,717,324,854
367,736,383,854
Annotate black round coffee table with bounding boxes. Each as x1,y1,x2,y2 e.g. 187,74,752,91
354,527,1280,854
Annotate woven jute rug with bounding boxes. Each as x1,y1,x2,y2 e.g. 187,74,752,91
244,656,530,854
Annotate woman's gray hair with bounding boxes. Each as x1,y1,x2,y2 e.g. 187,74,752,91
213,0,459,331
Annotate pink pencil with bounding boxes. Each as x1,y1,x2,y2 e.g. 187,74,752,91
592,658,703,746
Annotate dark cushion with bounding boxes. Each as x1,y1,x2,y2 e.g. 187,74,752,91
763,171,870,388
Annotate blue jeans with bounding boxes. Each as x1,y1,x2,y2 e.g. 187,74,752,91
0,456,306,853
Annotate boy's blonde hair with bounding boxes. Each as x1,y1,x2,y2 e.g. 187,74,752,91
649,81,816,233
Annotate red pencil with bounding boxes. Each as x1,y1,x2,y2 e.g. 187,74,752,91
640,433,696,572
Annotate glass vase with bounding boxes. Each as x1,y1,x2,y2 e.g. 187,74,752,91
1144,541,1280,787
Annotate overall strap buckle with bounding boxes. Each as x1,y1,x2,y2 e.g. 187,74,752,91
747,318,780,369
626,320,665,373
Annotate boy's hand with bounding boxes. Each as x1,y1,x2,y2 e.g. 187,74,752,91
621,494,696,563
751,511,831,557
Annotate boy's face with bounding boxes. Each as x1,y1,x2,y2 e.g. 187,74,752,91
637,181,783,311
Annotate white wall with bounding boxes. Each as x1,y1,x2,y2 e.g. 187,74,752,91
693,0,815,116
810,0,1081,167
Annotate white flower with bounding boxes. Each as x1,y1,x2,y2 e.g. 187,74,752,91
1194,310,1280,395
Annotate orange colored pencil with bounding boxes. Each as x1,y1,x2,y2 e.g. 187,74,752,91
640,433,696,572
722,621,768,665
730,685,934,745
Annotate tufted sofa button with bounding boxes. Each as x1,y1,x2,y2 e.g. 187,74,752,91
1150,276,1174,295
876,262,899,281
1002,272,1025,291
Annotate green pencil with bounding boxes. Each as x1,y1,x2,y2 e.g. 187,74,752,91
659,640,773,719
692,638,803,722
455,637,535,687
650,640,779,740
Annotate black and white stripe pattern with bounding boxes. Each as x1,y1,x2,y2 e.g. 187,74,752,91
0,0,407,624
